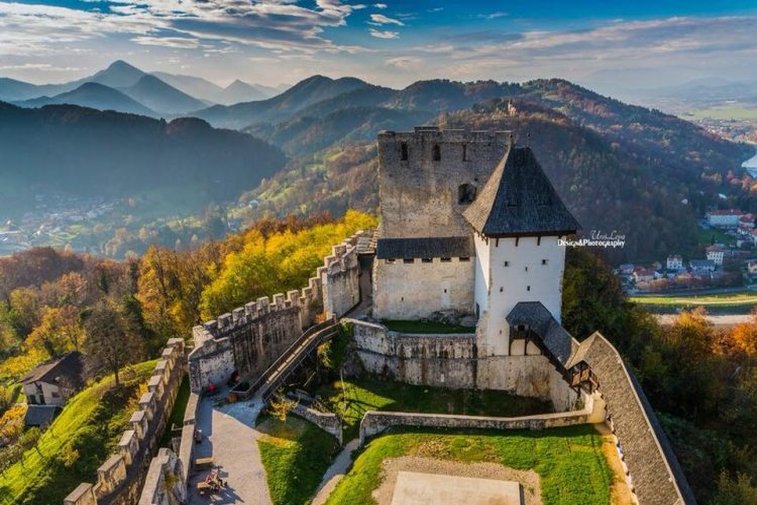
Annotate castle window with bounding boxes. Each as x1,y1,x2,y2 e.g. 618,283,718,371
403,258,414,264
542,259,548,265
537,236,542,246
527,285,531,291
459,257,470,262
400,142,408,161
443,289,448,293
457,183,477,204
421,258,433,263
440,257,452,262
525,266,528,272
499,287,503,292
504,261,510,267
515,237,520,247
462,143,468,161
432,144,441,161
385,258,395,264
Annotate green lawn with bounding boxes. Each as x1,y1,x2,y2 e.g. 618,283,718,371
159,375,190,447
696,227,734,247
381,319,476,334
631,292,757,307
316,376,552,440
256,415,340,505
325,426,612,505
0,360,157,505
687,106,757,121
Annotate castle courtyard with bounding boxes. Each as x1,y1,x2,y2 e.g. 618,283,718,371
390,471,522,505
187,392,272,505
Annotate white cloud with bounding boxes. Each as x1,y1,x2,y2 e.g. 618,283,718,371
132,36,200,49
374,3,387,8
370,13,404,26
369,28,399,39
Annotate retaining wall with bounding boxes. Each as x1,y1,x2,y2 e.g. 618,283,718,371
359,392,605,446
292,403,343,445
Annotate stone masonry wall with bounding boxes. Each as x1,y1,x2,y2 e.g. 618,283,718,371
291,403,343,445
63,338,187,505
359,395,606,446
349,319,579,411
137,448,186,505
378,127,510,239
187,231,366,393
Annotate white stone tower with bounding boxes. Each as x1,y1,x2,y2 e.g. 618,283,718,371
462,146,579,359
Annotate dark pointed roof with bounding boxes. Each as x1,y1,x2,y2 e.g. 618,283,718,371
463,145,579,237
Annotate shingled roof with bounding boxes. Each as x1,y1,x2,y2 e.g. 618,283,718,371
463,145,580,237
376,236,474,259
21,351,85,390
505,302,573,366
572,332,697,505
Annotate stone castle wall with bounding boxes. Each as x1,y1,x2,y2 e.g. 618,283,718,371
372,257,474,320
349,319,579,411
359,393,605,446
378,127,510,239
63,338,186,505
187,231,365,393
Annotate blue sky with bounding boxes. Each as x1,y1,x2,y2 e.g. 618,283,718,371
1,0,755,95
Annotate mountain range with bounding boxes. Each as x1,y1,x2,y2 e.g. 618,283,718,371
0,65,754,263
0,61,285,115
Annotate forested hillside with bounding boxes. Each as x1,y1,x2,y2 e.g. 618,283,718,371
0,102,286,216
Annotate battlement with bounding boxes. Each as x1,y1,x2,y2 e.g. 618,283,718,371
187,231,366,393
64,338,187,505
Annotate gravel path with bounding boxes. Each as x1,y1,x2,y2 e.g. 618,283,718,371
373,457,541,505
311,439,360,505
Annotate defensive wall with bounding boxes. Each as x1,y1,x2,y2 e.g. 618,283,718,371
187,231,365,393
358,391,606,446
63,338,186,505
348,318,580,412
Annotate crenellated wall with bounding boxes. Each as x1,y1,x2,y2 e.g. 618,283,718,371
187,231,366,393
63,338,187,505
137,448,187,505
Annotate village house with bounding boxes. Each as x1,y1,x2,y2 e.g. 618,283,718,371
689,259,716,274
738,214,754,234
633,268,656,283
705,209,743,228
21,351,85,426
747,259,757,277
705,245,726,266
666,255,683,271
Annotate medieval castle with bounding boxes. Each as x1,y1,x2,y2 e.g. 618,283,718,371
66,127,696,505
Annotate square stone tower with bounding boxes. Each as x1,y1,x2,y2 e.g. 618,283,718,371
373,127,511,320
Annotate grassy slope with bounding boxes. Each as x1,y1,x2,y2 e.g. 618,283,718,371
317,376,552,440
0,360,157,505
256,415,339,505
325,426,612,505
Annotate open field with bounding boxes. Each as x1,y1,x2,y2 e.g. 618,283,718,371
0,360,157,505
316,376,552,440
631,291,757,315
685,106,757,121
324,425,613,505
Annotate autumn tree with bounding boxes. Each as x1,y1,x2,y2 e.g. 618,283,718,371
83,299,144,386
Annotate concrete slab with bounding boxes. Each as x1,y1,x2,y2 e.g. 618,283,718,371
390,471,522,505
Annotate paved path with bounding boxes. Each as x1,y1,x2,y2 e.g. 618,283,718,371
311,439,360,505
188,395,272,505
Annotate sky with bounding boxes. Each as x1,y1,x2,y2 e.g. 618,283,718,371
1,0,756,96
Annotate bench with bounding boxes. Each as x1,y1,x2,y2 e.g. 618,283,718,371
195,457,214,469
